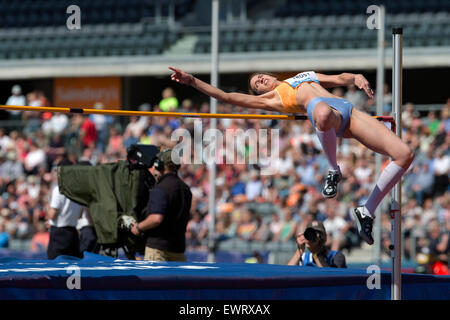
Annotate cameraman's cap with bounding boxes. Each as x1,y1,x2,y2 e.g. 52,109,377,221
157,149,181,170
306,221,326,235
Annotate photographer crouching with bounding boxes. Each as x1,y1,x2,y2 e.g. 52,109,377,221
288,221,347,268
130,149,192,262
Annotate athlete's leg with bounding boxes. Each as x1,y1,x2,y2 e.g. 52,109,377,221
348,108,414,216
312,102,343,198
346,109,414,244
312,102,341,171
346,109,413,169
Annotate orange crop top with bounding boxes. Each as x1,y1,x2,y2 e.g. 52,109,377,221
275,71,320,113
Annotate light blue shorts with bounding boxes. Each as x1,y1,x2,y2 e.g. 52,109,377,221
306,97,354,137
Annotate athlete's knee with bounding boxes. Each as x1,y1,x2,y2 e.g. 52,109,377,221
405,147,415,167
397,145,415,169
314,104,334,131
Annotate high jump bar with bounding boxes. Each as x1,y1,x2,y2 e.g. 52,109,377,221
0,105,395,128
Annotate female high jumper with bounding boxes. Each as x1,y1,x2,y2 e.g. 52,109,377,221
169,67,414,245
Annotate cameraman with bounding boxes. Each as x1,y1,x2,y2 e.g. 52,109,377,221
287,221,347,268
131,149,192,261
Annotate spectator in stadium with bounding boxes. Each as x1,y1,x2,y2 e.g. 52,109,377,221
252,214,271,242
29,221,49,252
345,84,366,110
273,208,298,243
0,128,11,153
245,170,262,201
423,110,440,136
88,102,113,152
23,140,46,175
0,218,10,248
131,149,192,261
230,173,246,196
186,210,208,247
427,220,449,275
0,150,24,181
169,66,414,246
353,158,373,185
402,103,419,129
268,212,282,241
375,83,393,115
78,114,98,149
431,149,449,197
42,111,69,137
245,251,264,264
21,91,42,135
46,158,84,259
323,201,347,251
125,116,145,141
106,127,125,157
236,209,258,241
45,133,67,169
440,99,450,134
35,90,50,108
159,87,179,112
408,163,434,205
5,84,26,122
287,220,346,268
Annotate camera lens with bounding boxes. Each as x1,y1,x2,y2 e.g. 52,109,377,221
304,228,317,242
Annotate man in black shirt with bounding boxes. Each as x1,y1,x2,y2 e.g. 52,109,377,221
288,220,347,268
131,149,192,261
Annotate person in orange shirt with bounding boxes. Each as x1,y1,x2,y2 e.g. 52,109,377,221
30,222,50,253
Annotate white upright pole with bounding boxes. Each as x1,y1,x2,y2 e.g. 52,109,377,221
207,0,219,263
391,27,403,300
373,4,385,266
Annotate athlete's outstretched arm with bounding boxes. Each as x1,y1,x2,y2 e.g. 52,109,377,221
316,72,374,99
169,67,278,111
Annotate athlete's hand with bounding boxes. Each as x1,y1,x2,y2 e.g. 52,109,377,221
169,67,195,86
354,74,374,99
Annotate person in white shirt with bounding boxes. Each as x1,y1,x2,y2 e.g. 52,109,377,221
5,85,26,121
323,202,348,251
245,170,263,201
24,141,46,175
46,158,84,259
42,113,69,136
0,128,11,153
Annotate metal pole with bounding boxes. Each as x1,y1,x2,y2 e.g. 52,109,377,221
207,0,219,263
373,4,385,266
391,27,403,301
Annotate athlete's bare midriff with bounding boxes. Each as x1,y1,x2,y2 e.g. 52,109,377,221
297,82,343,108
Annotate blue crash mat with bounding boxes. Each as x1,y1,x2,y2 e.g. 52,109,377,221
0,252,448,300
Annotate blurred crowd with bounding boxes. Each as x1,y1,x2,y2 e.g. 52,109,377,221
0,83,448,274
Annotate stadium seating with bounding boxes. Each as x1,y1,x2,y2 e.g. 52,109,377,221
0,21,178,59
274,0,450,17
193,16,449,54
0,0,195,28
0,0,448,59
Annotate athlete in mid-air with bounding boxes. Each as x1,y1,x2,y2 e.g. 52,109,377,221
169,67,414,245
